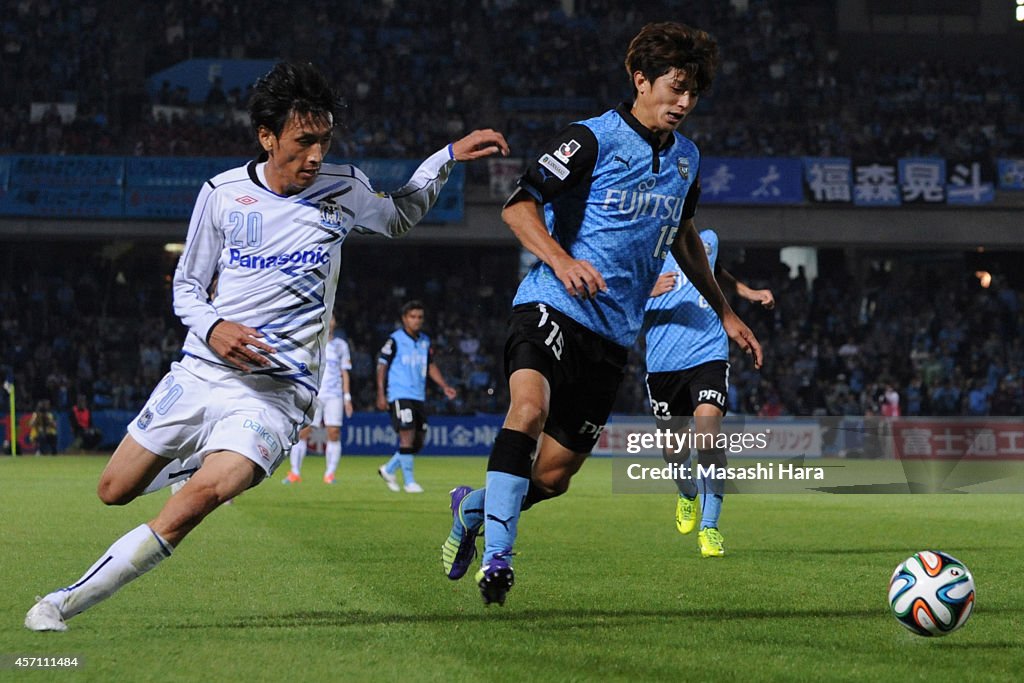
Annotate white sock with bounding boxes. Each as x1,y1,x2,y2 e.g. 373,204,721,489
289,440,307,476
142,454,202,495
44,524,172,619
324,440,341,476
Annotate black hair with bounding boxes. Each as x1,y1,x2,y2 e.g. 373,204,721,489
401,300,425,315
624,22,719,97
247,62,344,138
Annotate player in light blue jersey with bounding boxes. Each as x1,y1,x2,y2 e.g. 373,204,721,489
645,229,774,557
25,62,508,632
441,22,762,606
377,301,457,493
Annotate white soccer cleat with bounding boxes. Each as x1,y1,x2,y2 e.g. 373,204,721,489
404,482,424,494
378,465,400,492
25,597,67,632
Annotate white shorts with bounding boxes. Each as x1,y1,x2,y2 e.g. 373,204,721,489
127,356,310,481
311,395,344,428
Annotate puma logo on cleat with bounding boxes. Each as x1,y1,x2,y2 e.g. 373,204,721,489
485,514,514,531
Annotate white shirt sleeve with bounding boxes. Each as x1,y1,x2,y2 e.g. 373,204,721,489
354,145,457,237
173,182,224,342
339,339,352,370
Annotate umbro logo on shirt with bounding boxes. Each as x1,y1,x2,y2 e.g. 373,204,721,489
236,195,258,205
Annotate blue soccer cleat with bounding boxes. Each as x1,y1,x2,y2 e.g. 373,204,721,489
441,486,478,580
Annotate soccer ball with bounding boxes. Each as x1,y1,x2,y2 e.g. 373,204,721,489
888,550,975,637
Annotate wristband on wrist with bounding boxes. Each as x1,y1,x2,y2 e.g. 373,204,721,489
205,318,225,343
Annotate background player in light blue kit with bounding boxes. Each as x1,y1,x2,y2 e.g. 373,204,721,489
377,300,457,493
645,229,775,557
441,22,762,606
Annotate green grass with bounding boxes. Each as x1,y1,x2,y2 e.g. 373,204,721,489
1,455,1022,682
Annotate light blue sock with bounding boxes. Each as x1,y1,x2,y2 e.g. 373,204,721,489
482,472,528,564
674,452,698,499
398,453,415,484
459,488,486,533
384,452,401,475
698,474,724,529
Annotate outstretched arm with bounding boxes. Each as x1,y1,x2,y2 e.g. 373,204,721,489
717,268,775,309
358,129,510,238
450,128,510,161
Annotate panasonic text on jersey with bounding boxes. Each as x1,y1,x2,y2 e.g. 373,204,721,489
228,248,330,270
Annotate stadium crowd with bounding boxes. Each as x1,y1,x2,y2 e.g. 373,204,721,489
3,242,1021,432
2,1,1022,454
1,0,1021,163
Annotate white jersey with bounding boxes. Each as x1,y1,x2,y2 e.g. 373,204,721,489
319,336,352,400
173,146,456,414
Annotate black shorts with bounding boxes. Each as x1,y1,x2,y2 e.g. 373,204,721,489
388,399,427,433
646,360,730,421
505,303,628,453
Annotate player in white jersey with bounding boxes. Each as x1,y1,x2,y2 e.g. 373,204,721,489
283,312,353,484
25,61,508,632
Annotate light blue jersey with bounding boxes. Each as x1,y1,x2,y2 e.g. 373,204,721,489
644,229,727,372
513,105,701,348
378,330,431,402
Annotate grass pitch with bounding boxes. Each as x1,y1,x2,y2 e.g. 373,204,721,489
1,454,1022,682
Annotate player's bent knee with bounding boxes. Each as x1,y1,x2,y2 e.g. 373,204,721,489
521,478,564,511
97,435,168,505
96,477,139,506
533,470,571,497
550,478,571,496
